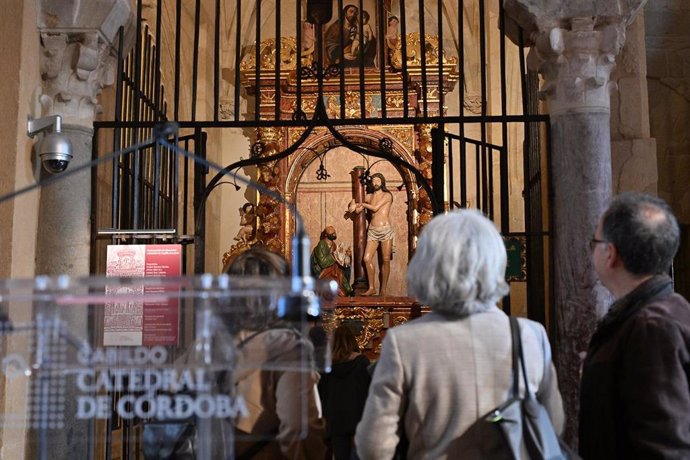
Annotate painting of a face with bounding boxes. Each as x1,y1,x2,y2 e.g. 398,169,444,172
345,5,358,22
323,1,379,68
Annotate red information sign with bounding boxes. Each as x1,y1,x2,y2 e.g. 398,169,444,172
105,245,182,346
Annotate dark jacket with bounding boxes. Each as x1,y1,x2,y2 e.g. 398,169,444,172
579,276,690,459
319,354,371,436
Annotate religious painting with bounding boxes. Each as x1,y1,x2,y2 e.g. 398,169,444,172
384,12,399,67
323,1,379,68
323,93,382,118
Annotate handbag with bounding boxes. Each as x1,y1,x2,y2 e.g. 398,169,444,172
468,317,577,460
142,330,273,460
143,420,197,460
492,317,568,459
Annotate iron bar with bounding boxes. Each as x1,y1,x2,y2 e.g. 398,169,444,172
460,137,467,209
338,0,345,120
255,0,261,120
174,0,181,120
488,145,494,219
448,139,454,208
438,0,444,117
275,0,282,120
419,0,428,117
295,0,302,117
234,0,242,121
399,0,408,118
478,0,488,221
191,0,201,121
214,0,221,121
359,0,365,119
378,0,386,118
95,114,550,130
111,27,125,231
132,0,143,229
475,143,480,212
499,0,509,234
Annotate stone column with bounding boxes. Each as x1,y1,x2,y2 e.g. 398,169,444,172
29,3,133,459
529,18,625,443
503,0,647,445
34,1,134,276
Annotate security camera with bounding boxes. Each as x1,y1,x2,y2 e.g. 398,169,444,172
27,115,73,174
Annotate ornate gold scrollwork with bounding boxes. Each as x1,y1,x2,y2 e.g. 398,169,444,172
390,33,459,69
290,97,318,116
392,315,409,327
240,37,314,72
385,94,405,109
222,238,259,270
378,126,413,150
414,123,437,233
325,92,378,119
322,307,385,351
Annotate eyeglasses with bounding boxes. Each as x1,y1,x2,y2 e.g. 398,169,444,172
589,238,608,252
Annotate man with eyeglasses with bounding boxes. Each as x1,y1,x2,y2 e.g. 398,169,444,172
579,192,690,459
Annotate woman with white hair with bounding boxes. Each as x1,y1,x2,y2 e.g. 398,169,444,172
355,209,564,459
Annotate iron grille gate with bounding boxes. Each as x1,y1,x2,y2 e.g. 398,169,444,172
432,124,551,324
90,1,554,457
89,0,556,336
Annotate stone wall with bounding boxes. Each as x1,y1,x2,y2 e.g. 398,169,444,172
0,5,40,460
645,0,690,224
610,13,657,196
0,0,41,281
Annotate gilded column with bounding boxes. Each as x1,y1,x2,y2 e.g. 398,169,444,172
255,127,285,255
415,124,435,233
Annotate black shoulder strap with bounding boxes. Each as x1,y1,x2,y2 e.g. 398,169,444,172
509,316,534,400
509,316,520,398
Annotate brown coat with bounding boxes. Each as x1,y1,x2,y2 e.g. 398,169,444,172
234,328,327,460
579,276,690,459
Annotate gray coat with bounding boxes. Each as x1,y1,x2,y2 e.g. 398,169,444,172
355,308,564,460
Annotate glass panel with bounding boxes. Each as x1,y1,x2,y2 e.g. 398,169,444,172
0,275,334,459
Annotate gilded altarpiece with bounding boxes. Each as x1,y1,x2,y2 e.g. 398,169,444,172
229,31,458,352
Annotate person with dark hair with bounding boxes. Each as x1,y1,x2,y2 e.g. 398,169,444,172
348,173,394,296
224,247,327,459
319,325,371,460
580,192,690,459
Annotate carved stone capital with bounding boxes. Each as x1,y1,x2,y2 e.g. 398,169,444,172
39,32,118,126
503,0,647,44
37,0,134,127
527,18,624,115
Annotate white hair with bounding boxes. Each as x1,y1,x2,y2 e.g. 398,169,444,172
407,209,510,316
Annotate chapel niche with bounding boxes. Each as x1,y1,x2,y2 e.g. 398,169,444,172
223,0,460,300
